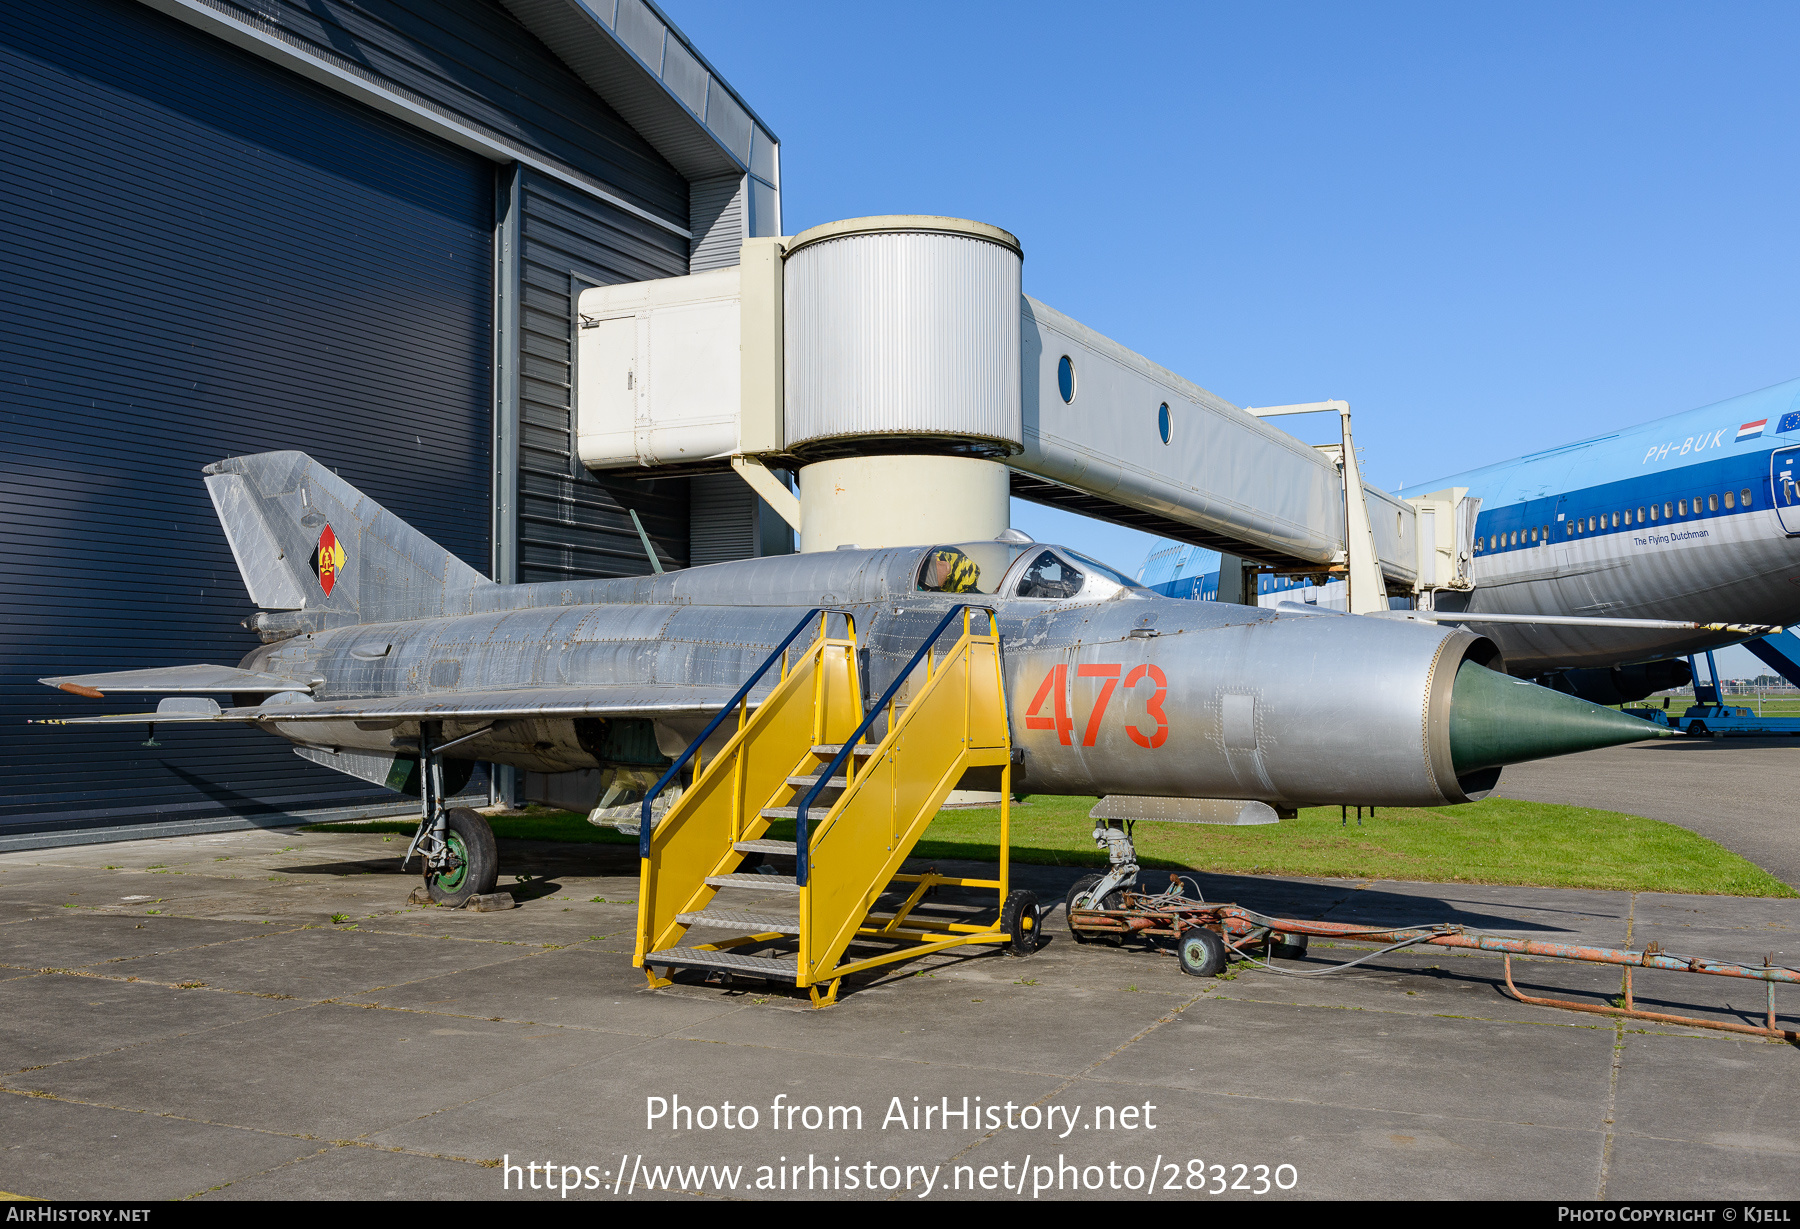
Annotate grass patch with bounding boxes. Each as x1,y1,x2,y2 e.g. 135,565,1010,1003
303,798,1795,898
906,796,1795,897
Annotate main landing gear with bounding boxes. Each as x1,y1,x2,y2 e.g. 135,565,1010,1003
402,721,498,908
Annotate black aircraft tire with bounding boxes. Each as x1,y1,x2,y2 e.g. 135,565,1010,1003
425,808,499,908
1177,927,1228,978
1065,874,1123,945
1001,889,1041,956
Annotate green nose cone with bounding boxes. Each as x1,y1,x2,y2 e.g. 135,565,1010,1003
1449,660,1670,775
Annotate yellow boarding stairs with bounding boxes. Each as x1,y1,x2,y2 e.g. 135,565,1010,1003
633,605,1038,1007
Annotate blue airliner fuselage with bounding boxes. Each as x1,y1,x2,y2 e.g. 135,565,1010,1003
1142,378,1800,677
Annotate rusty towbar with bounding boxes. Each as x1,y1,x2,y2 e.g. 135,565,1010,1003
1067,893,1798,1043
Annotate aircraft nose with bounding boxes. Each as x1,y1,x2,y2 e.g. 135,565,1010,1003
1448,660,1671,774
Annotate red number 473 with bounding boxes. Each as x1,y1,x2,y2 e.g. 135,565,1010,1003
1024,663,1168,748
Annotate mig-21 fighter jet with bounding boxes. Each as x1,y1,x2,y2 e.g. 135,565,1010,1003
39,452,1661,914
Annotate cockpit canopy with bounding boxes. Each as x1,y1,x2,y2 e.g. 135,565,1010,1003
915,542,1148,602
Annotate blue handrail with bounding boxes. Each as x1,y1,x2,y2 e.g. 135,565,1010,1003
793,603,999,886
639,608,853,858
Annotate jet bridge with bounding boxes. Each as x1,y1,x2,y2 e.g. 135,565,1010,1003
573,214,1462,612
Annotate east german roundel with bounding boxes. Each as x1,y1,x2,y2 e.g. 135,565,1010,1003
310,523,346,595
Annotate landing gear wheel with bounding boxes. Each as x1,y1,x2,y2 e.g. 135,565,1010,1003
1001,889,1041,956
1065,874,1124,945
1269,932,1309,961
424,807,498,908
1176,927,1228,978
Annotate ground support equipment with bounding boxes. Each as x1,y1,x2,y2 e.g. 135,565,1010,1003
1069,889,1799,1043
633,606,1034,1007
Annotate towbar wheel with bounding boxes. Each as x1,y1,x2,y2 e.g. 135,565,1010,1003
425,807,499,908
1177,927,1228,978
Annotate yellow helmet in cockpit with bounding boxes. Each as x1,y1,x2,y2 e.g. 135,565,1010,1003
920,547,982,594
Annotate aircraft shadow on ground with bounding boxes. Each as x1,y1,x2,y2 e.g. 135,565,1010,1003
164,765,404,831
1626,737,1800,752
263,838,1596,938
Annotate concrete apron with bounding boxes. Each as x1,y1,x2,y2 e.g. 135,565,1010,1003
0,827,1795,1202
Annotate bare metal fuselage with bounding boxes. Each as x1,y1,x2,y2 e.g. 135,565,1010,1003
241,546,1493,811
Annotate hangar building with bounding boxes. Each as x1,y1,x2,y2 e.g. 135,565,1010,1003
1,0,783,847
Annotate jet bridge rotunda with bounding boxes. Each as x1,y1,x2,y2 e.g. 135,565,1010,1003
573,214,1476,615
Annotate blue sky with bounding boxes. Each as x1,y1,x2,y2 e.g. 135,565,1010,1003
664,1,1800,676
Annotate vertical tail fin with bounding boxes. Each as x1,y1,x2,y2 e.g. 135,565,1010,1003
204,451,491,625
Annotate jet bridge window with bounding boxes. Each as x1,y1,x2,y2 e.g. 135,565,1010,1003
1015,551,1085,600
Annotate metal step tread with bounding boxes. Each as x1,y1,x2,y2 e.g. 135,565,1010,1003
677,910,801,933
704,872,802,893
759,806,838,820
647,946,798,977
785,775,849,789
735,839,798,854
811,744,874,757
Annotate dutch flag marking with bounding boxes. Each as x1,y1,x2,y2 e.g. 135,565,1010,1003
1736,419,1768,442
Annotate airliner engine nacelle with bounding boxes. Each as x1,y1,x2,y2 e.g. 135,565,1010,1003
1542,659,1693,707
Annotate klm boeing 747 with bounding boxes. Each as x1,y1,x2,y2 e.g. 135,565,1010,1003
1141,378,1800,699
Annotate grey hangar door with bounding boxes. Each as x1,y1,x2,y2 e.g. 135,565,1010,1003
0,0,495,840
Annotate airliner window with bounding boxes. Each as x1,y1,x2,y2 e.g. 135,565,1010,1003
1663,502,1672,518
1015,551,1085,599
1677,499,1686,516
1708,494,1719,512
1742,488,1753,507
1724,491,1735,509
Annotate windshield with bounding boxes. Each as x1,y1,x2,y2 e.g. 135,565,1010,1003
1063,549,1149,591
1015,550,1084,599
